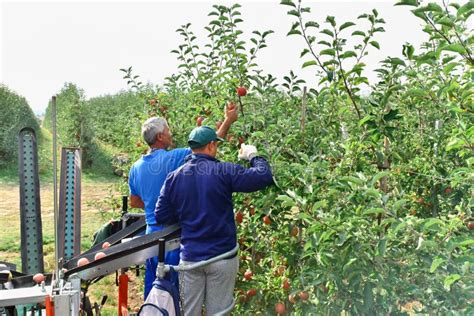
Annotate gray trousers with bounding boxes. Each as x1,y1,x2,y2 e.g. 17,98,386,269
181,256,239,316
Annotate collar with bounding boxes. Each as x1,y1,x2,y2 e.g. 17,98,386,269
185,153,219,162
142,147,163,158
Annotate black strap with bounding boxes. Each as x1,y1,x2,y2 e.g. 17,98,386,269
138,303,169,316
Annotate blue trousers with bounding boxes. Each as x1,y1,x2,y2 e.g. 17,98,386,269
144,224,180,300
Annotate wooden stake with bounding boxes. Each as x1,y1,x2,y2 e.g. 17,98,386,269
301,87,307,140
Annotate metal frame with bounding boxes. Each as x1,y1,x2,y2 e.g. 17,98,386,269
18,127,44,275
63,225,180,280
58,148,82,261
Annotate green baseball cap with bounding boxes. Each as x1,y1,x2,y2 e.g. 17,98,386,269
188,126,225,149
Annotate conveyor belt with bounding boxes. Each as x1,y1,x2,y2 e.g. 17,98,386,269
63,224,180,281
81,216,146,256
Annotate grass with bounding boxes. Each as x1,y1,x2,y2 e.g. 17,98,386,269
0,127,145,315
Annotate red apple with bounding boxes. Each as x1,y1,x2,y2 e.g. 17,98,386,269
299,291,309,301
235,211,244,224
77,258,90,267
290,226,299,237
149,99,157,106
196,116,204,126
275,302,286,315
282,278,290,290
467,221,474,230
236,87,247,97
33,273,45,284
94,252,106,260
246,288,257,297
243,270,253,281
275,265,286,276
102,242,111,249
263,215,271,225
249,206,256,216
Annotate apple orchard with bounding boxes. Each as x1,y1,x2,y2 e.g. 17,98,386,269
42,0,473,314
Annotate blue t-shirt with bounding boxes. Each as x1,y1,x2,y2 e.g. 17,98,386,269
129,148,191,225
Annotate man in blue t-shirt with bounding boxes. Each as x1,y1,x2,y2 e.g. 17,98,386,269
129,106,238,299
154,126,273,315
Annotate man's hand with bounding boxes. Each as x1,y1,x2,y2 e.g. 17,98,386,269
216,103,239,139
238,143,258,160
224,103,239,124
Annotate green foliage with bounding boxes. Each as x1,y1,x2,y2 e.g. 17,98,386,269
112,2,471,314
0,84,40,166
43,83,100,169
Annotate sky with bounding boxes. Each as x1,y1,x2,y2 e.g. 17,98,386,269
0,0,432,115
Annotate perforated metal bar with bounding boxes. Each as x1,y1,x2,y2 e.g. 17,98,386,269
58,148,81,262
18,128,44,274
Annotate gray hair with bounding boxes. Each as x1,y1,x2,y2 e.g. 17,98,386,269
141,117,168,146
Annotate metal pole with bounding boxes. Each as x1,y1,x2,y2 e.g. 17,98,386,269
52,95,60,284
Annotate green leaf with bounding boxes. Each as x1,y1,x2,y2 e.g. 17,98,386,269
320,29,334,37
386,57,406,67
297,49,310,60
287,29,302,36
421,3,443,12
444,274,461,290
369,41,380,49
326,15,336,26
423,218,443,230
392,221,406,234
430,257,445,273
318,40,332,47
312,200,327,212
377,238,387,257
276,195,295,207
446,138,465,151
392,199,407,211
441,43,467,54
280,0,296,7
370,171,390,187
352,30,366,37
287,10,300,17
302,60,318,68
436,17,454,27
457,2,474,18
320,48,336,56
458,239,474,247
359,115,374,126
443,62,459,74
406,88,425,97
364,208,385,215
340,51,357,59
394,0,418,6
383,109,400,122
340,176,364,186
339,22,356,31
366,188,381,200
305,21,319,28
364,282,374,313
